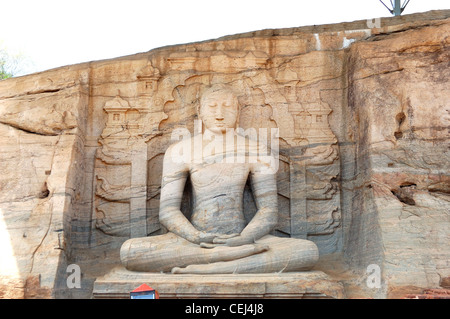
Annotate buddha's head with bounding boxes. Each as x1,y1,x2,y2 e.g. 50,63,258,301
198,84,239,134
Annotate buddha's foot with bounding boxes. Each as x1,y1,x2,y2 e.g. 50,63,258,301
171,243,268,274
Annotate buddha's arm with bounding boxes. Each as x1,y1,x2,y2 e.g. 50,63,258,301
158,144,213,245
241,163,278,240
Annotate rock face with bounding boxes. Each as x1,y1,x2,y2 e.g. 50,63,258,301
344,14,450,298
0,10,448,298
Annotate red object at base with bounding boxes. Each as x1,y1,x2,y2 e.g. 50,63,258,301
130,284,160,299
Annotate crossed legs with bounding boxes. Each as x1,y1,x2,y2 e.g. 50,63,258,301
120,232,319,274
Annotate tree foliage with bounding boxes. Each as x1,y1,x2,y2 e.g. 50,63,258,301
0,48,14,79
0,44,31,80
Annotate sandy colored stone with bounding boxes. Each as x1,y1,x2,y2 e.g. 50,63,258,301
93,267,345,299
0,10,448,298
343,16,450,298
120,84,320,274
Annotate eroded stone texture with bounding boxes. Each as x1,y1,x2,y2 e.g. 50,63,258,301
0,10,448,298
93,268,345,299
119,84,320,274
344,18,450,298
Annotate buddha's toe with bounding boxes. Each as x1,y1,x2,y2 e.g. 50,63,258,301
171,266,183,274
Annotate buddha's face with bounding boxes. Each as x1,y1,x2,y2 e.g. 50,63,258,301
199,89,239,134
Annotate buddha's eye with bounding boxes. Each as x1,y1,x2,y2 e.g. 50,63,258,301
209,103,217,107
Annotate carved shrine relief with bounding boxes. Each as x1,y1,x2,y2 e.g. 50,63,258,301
94,63,168,238
92,52,341,253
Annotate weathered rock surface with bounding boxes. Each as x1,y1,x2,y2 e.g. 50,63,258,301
342,14,450,298
0,10,448,298
93,268,345,299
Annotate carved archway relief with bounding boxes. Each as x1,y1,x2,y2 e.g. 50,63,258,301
93,50,341,253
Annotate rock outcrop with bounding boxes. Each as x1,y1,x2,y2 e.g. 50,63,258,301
0,10,448,298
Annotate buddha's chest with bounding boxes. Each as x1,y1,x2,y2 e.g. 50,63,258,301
189,163,250,192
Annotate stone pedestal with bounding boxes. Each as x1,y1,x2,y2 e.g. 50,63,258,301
92,267,345,299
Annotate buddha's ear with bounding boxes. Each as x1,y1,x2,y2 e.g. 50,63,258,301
196,103,204,125
235,109,240,129
195,88,203,119
235,97,242,129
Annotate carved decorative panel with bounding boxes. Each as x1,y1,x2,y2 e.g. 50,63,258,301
93,52,341,253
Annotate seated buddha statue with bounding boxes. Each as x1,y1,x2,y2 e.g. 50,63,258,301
120,84,319,274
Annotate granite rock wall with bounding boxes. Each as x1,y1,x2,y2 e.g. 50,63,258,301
0,10,448,298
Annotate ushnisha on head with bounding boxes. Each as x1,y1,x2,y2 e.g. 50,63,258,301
198,84,240,134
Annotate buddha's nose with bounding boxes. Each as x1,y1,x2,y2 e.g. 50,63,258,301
216,106,224,120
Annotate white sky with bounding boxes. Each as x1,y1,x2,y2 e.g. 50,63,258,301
1,0,449,76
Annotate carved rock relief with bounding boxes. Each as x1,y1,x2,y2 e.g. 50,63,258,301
94,63,167,237
93,50,341,253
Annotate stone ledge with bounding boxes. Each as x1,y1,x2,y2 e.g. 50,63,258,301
92,267,345,299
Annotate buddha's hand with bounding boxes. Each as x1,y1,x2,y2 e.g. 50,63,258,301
195,231,219,245
200,233,254,248
196,233,237,248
